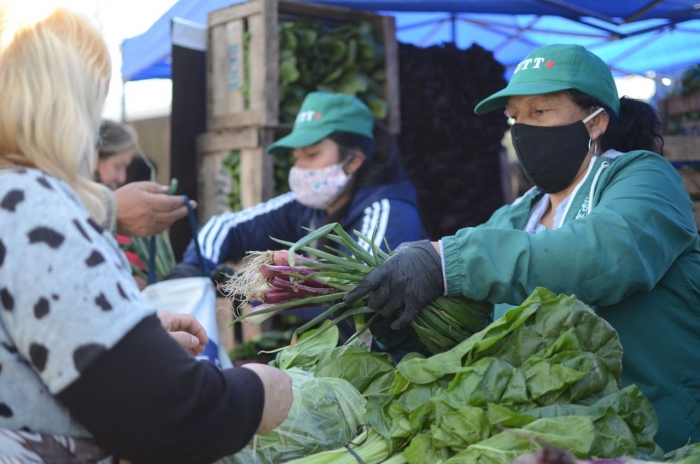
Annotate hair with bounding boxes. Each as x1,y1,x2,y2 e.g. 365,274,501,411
566,90,664,156
324,121,408,226
0,6,112,224
99,120,137,161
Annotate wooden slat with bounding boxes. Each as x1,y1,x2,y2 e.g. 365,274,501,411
679,168,700,196
240,147,264,208
225,19,246,115
196,127,259,154
259,129,276,202
198,151,233,226
382,15,401,134
208,0,261,27
263,0,279,126
664,93,700,117
210,25,227,118
209,109,265,131
247,11,265,118
663,135,700,162
279,0,380,22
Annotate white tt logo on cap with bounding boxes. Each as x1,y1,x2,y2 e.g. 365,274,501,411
514,57,547,73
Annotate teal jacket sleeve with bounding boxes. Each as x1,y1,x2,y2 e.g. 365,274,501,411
441,154,698,307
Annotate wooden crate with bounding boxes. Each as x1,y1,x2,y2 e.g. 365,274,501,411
195,126,284,226
660,93,700,119
206,0,400,133
664,135,700,162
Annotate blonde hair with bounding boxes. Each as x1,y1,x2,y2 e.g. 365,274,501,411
0,5,112,224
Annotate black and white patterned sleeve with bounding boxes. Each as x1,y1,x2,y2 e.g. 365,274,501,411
0,169,155,394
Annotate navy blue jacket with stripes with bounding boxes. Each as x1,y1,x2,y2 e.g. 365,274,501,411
182,179,427,272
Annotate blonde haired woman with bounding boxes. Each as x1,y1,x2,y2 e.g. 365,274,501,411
0,6,292,463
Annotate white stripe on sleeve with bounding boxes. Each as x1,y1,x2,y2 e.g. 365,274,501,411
356,200,390,254
199,192,297,263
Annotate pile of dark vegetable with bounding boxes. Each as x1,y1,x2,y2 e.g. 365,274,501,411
397,42,509,239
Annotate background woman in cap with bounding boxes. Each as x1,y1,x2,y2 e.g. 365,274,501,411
344,44,700,451
167,91,427,349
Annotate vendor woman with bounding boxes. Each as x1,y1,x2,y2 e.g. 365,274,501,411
345,44,700,451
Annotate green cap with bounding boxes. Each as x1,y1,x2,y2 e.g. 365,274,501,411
267,92,374,154
474,44,620,116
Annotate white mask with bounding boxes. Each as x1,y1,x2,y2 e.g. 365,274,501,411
289,163,352,210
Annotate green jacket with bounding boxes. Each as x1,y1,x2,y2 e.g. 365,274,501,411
441,150,700,452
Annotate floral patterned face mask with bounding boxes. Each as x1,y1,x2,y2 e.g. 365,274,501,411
288,162,352,210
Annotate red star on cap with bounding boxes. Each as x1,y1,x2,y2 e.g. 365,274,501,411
546,60,555,68
315,113,322,119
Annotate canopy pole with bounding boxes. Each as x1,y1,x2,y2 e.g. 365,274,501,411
121,80,127,122
451,13,457,45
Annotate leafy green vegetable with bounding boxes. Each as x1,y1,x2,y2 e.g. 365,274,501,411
272,321,339,371
222,369,367,464
241,289,672,464
665,443,700,462
277,19,388,123
314,340,396,394
397,289,621,385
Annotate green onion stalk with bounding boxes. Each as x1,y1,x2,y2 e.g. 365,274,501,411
224,223,493,354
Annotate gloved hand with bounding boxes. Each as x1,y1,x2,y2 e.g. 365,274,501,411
209,264,234,286
344,240,444,331
367,313,395,338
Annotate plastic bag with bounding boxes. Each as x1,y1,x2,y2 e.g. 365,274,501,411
219,368,367,464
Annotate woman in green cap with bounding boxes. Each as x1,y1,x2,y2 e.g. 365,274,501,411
344,44,700,451
167,91,427,349
170,91,425,275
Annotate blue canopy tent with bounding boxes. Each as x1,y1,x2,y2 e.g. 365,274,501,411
122,0,700,82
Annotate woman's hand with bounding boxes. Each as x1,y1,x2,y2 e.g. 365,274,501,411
344,240,444,330
156,310,208,356
240,363,293,434
114,182,196,237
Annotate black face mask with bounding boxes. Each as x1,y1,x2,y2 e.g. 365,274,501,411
510,109,602,194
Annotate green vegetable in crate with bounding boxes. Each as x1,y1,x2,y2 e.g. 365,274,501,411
224,222,493,355
276,19,388,123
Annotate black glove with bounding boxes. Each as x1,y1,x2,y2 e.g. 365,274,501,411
343,240,444,331
209,264,234,286
367,314,395,338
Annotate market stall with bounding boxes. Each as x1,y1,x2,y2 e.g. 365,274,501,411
119,4,700,461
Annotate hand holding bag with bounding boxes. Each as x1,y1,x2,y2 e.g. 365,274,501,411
140,196,232,369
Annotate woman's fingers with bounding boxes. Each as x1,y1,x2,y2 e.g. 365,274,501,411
157,311,209,350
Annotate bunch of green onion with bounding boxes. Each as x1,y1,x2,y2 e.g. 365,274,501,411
225,223,492,354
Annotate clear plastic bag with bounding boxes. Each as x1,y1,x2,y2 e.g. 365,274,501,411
219,368,367,464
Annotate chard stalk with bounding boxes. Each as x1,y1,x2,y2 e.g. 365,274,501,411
285,429,391,464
